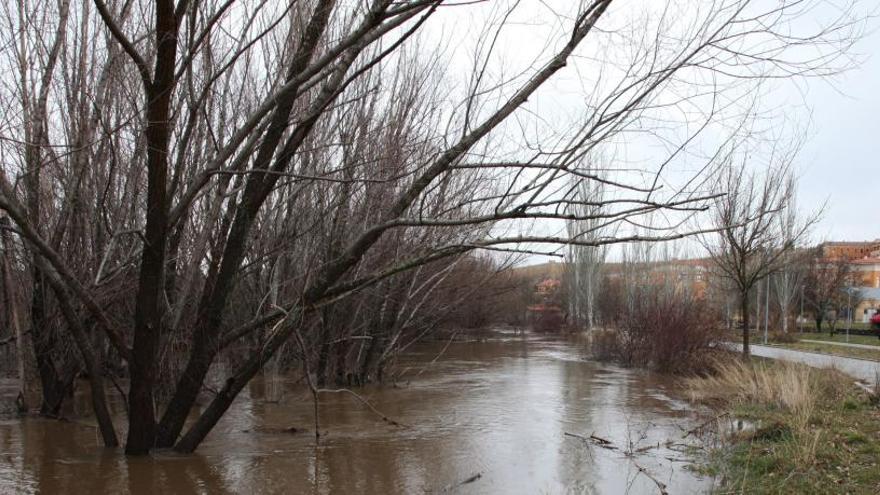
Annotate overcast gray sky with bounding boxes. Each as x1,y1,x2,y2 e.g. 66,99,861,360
428,1,874,266
798,27,879,243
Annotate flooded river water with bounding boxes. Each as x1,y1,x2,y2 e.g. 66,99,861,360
0,330,714,494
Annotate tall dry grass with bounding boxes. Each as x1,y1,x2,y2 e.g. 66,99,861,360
687,358,852,466
688,359,849,417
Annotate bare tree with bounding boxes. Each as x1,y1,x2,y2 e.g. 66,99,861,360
565,163,608,330
803,252,851,335
773,197,808,334
704,152,817,358
0,217,27,411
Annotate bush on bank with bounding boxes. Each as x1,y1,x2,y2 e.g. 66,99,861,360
590,288,723,374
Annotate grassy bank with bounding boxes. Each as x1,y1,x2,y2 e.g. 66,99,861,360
796,331,880,346
764,330,880,361
687,359,880,494
780,341,880,361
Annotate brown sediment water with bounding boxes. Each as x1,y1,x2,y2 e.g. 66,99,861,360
0,330,714,494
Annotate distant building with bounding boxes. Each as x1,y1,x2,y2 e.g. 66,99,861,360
854,287,880,323
535,278,561,296
814,240,880,323
819,240,880,261
603,258,710,299
527,278,564,332
512,241,880,326
818,240,880,289
849,257,880,289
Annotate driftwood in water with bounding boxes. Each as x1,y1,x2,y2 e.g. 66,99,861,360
564,431,618,450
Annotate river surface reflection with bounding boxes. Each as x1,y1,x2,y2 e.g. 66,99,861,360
0,330,713,494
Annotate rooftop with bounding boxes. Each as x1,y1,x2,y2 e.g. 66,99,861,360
822,240,880,246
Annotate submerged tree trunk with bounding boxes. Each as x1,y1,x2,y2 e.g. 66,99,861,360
51,285,118,447
30,275,70,416
1,220,28,412
174,311,305,453
126,0,179,455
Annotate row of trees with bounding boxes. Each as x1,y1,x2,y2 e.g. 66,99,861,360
0,0,864,455
565,142,866,359
566,159,863,358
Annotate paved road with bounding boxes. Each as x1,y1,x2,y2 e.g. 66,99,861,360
731,343,880,385
800,339,880,351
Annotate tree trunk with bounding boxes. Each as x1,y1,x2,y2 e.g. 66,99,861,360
156,0,340,448
741,292,750,359
174,311,304,453
1,221,28,412
31,255,118,446
781,301,789,333
29,275,68,416
126,0,179,455
51,285,118,447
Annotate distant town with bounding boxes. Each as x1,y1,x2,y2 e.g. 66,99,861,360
519,239,880,331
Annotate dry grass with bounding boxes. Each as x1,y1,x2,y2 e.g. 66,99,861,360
768,331,797,344
687,358,849,420
687,358,880,493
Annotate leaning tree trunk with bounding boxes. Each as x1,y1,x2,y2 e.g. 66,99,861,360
173,311,306,453
33,255,118,446
154,1,338,449
51,284,118,447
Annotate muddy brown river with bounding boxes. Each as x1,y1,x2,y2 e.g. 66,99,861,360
0,330,714,494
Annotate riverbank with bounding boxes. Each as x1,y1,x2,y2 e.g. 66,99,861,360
687,359,880,494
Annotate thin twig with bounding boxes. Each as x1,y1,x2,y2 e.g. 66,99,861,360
316,388,409,427
564,431,618,450
632,460,669,495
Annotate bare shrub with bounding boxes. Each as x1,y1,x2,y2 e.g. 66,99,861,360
533,309,565,333
596,276,625,328
594,287,723,374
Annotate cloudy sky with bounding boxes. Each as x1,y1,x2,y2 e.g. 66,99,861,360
797,26,879,244
428,0,879,265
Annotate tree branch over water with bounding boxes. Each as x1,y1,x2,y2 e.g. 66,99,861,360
0,0,867,455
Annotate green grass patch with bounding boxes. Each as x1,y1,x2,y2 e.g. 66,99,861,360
797,331,880,347
778,341,880,361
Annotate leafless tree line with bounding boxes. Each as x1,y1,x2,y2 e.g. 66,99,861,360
0,0,864,455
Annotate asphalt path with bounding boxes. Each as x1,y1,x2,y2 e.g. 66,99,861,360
731,343,880,385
